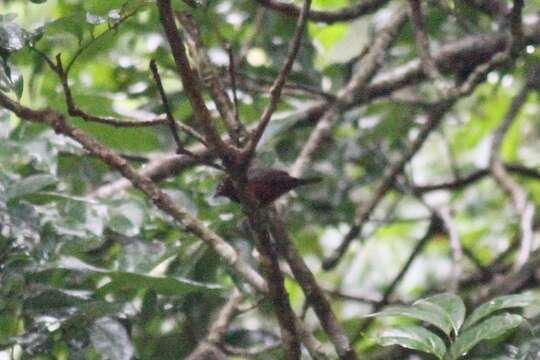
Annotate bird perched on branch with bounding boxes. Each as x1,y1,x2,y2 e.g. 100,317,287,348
215,168,321,206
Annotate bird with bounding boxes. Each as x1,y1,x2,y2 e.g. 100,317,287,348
214,167,321,206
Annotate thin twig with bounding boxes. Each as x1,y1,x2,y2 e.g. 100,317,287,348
243,0,312,164
253,0,389,24
489,64,538,272
435,206,462,293
176,11,246,145
185,289,243,360
352,217,440,342
289,7,408,179
323,101,453,270
157,0,231,157
149,59,186,155
237,7,266,65
147,60,223,170
65,10,140,75
412,163,540,193
407,0,450,92
227,45,241,128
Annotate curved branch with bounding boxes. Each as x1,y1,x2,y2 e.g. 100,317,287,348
253,0,389,24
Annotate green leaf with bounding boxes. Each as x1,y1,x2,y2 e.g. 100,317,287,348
14,70,23,99
448,313,524,359
462,294,537,331
0,22,30,53
90,317,134,360
377,325,446,359
44,13,89,42
415,293,466,336
30,0,48,3
96,271,223,297
366,304,453,337
53,256,223,297
23,289,89,311
6,174,57,200
85,0,147,15
171,0,204,10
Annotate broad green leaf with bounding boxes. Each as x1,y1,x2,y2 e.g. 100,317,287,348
52,256,223,296
462,294,537,331
0,22,30,53
23,289,89,311
6,174,57,200
0,58,13,91
85,0,134,15
44,13,89,42
14,70,23,99
96,271,223,297
30,0,48,3
448,313,524,359
90,317,134,360
377,325,446,359
257,109,306,150
415,293,465,335
366,304,453,336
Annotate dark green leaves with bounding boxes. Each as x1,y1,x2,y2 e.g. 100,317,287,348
379,325,447,359
96,271,223,297
90,317,135,360
5,173,57,200
462,294,537,330
448,314,524,359
0,14,33,96
370,293,537,359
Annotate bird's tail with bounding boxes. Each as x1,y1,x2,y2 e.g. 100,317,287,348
297,176,322,186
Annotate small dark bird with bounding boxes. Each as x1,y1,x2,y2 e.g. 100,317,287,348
215,168,321,206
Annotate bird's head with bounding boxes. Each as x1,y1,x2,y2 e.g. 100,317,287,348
214,177,236,201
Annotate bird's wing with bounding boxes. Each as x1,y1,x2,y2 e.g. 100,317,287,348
247,168,290,182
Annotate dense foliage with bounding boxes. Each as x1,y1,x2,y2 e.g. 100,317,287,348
1,0,540,359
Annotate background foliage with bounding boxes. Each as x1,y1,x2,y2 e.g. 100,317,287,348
1,0,540,359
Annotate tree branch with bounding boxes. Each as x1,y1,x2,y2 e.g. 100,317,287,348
0,92,267,294
253,0,389,24
243,0,312,164
268,209,359,360
289,7,408,179
489,63,538,272
175,12,246,145
156,0,231,157
323,101,453,270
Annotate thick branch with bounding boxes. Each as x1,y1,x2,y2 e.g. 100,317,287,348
156,0,230,157
176,12,246,145
268,209,359,360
